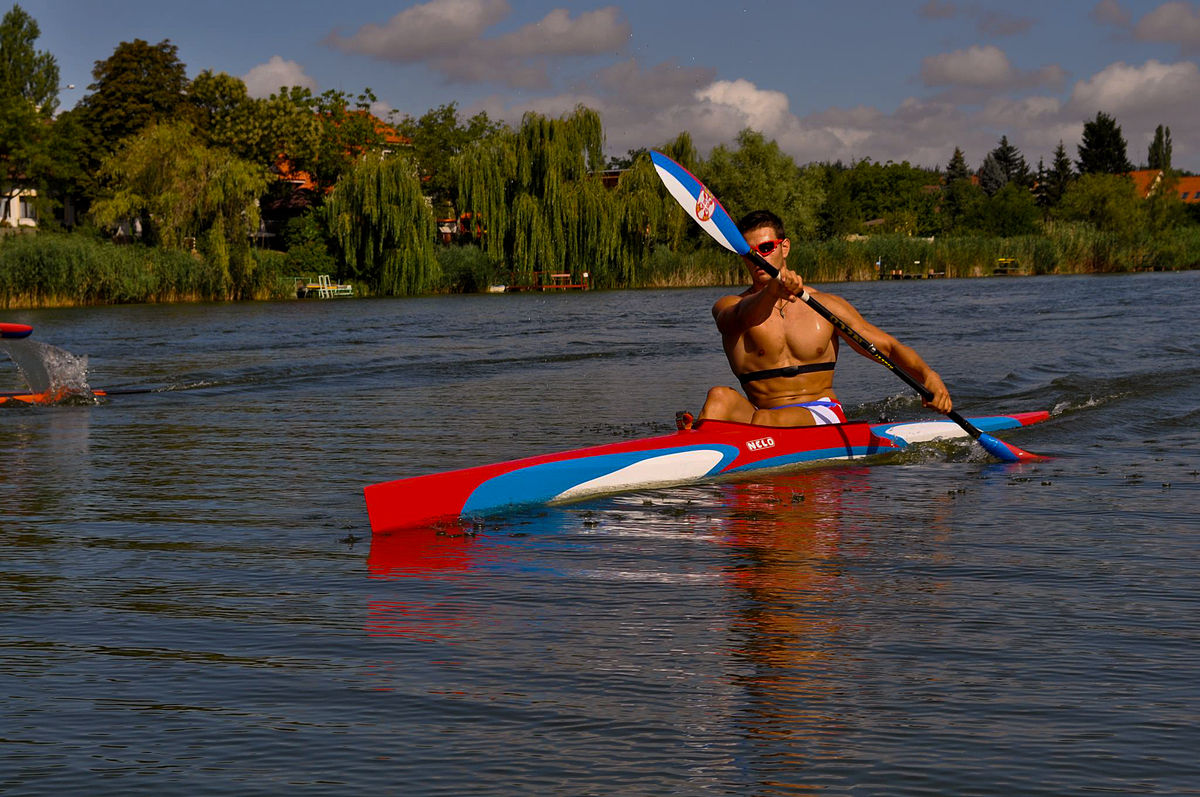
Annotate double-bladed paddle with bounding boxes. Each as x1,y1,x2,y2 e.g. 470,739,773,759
650,149,1040,463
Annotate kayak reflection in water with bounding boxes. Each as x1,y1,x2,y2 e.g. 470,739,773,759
683,210,952,430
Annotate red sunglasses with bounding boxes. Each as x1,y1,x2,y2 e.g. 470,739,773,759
750,238,786,256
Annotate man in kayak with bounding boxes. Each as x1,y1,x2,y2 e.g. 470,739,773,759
680,210,951,429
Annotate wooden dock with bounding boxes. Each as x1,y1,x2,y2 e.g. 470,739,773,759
295,275,353,298
504,271,591,291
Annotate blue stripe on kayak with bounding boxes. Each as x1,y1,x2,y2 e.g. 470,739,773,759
462,444,741,516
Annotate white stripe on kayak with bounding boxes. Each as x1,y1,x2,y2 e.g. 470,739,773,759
876,420,970,444
553,450,728,502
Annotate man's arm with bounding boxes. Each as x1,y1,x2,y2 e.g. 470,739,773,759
712,267,803,336
819,293,952,413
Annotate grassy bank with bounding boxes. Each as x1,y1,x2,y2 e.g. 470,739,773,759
5,225,1199,308
0,233,295,308
788,224,1200,283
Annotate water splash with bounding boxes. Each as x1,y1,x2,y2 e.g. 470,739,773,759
0,339,94,402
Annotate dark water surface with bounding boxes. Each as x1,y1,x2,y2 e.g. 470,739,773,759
3,273,1198,795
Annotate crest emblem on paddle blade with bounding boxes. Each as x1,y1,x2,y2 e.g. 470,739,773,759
695,189,716,222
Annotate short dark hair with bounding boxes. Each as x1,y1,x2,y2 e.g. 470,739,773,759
737,209,785,239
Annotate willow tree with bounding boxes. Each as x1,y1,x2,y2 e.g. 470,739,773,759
648,131,707,254
325,153,438,296
607,153,670,282
455,106,643,287
90,120,267,297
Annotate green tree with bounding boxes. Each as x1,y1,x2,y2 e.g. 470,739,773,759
455,106,634,286
606,147,647,170
90,120,268,295
1144,170,1187,232
325,153,438,295
979,135,1031,196
0,4,60,221
971,181,1040,236
1054,173,1142,236
1036,140,1075,210
79,38,188,151
703,129,824,240
1147,124,1172,170
823,158,937,235
1077,111,1133,175
658,131,701,173
652,132,703,252
305,88,386,191
817,166,858,239
396,102,503,218
977,152,1007,197
187,71,323,178
944,147,970,182
938,146,981,234
0,3,58,112
281,209,337,277
940,157,985,234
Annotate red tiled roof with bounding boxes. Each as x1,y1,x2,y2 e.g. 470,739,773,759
1129,169,1161,198
1129,169,1200,203
1175,175,1200,203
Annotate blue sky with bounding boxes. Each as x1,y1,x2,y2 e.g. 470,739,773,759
22,0,1200,170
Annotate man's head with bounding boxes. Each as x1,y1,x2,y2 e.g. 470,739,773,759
737,210,785,240
737,210,789,285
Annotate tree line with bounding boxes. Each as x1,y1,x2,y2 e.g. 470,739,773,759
2,4,1197,307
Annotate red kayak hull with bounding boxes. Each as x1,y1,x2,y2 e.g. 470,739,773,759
365,411,1050,533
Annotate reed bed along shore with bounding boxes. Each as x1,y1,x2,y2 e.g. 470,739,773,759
4,225,1199,308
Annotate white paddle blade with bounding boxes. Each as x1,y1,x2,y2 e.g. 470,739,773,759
650,151,749,255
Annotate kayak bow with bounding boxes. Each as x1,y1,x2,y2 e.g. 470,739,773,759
1,323,33,339
364,411,1049,533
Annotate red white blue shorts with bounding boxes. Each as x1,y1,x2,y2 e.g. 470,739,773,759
771,397,847,426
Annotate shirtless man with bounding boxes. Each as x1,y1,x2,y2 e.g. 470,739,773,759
688,210,952,428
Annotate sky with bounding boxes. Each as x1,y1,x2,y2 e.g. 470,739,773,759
20,0,1200,171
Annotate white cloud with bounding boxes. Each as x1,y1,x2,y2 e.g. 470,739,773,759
325,0,508,60
326,0,630,88
695,79,791,132
920,45,1064,92
1134,1,1200,52
922,45,1016,87
358,6,1200,173
1068,58,1200,114
242,56,318,98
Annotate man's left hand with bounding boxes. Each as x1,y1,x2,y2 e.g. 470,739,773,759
923,372,952,413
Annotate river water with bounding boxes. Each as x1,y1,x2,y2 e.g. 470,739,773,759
2,272,1198,795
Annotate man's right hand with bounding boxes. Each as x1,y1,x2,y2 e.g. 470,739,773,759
772,265,804,304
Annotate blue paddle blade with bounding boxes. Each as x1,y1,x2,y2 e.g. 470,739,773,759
976,432,1041,463
650,151,749,255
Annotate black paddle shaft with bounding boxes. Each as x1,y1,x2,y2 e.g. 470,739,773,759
748,250,988,440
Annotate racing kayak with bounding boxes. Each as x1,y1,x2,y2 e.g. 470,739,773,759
0,388,110,405
364,410,1049,533
0,388,69,406
1,323,33,339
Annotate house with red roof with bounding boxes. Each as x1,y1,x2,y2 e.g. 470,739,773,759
1128,169,1200,203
